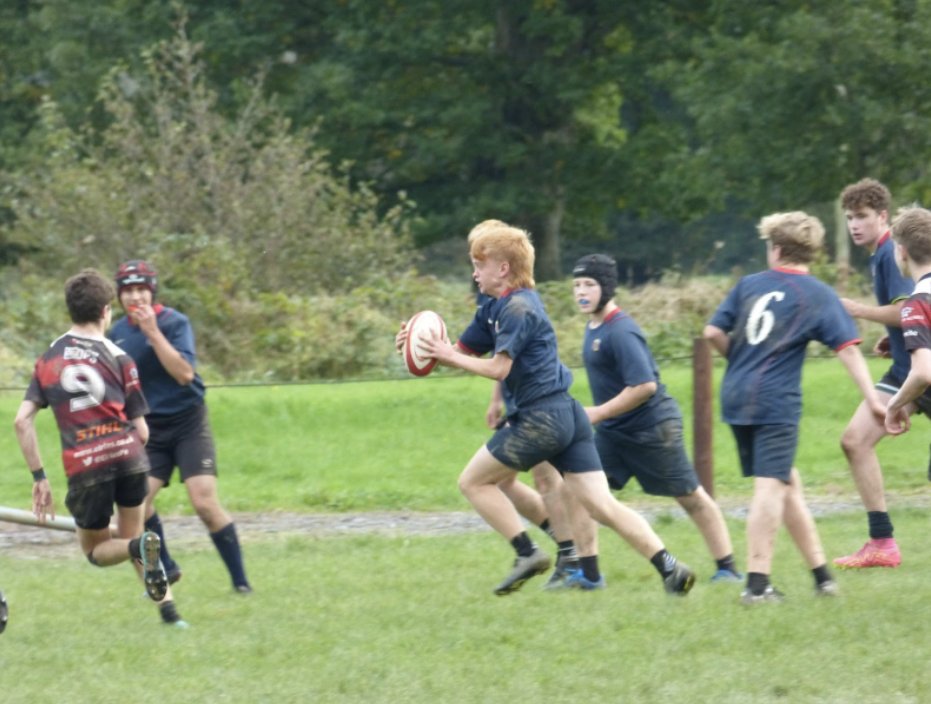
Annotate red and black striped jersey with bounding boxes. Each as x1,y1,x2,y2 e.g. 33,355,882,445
24,332,150,486
900,276,931,353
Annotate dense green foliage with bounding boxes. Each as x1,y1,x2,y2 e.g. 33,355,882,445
0,1,922,380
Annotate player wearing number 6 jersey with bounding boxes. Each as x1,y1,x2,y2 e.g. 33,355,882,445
13,269,185,626
704,212,886,604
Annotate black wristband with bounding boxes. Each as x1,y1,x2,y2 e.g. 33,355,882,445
31,468,46,482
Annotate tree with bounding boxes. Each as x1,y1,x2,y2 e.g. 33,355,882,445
289,0,633,279
3,18,413,294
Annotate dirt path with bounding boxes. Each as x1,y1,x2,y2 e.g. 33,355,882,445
2,492,929,561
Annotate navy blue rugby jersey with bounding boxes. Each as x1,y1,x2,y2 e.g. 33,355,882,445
582,308,681,433
871,232,914,381
109,304,207,416
708,268,860,425
457,288,573,414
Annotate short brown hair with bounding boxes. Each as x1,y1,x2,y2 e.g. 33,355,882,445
891,206,931,266
840,178,891,214
65,269,114,324
468,222,536,289
757,211,825,265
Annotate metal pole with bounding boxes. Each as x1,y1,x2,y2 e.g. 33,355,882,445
0,506,77,532
692,337,714,497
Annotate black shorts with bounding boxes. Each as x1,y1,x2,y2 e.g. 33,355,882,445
146,404,218,487
65,471,148,530
730,424,798,483
595,418,699,497
486,394,602,474
876,369,931,416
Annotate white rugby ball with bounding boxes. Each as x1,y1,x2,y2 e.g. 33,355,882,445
404,310,447,377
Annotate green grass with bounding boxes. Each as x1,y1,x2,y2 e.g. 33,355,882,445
1,356,927,513
1,356,930,702
0,510,929,703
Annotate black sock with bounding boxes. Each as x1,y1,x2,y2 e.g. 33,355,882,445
650,549,677,579
538,519,558,543
128,536,142,561
557,540,578,565
812,564,832,587
867,511,894,540
510,531,536,558
746,572,770,596
159,600,183,624
579,555,601,582
210,523,250,589
145,513,178,572
715,554,738,574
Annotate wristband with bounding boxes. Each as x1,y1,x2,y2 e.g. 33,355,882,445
31,468,46,482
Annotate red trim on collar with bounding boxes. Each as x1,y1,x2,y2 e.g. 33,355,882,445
772,266,807,275
877,230,892,247
603,308,625,323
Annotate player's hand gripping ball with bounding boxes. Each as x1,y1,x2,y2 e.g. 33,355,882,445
403,310,448,377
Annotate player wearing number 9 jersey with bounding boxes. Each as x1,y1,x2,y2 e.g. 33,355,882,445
704,212,885,604
13,269,187,627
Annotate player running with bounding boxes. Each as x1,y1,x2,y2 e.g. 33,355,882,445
561,253,741,589
13,269,186,626
704,212,885,604
399,220,695,597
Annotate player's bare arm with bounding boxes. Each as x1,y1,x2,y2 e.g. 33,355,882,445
585,381,657,425
133,416,150,446
702,324,730,357
133,304,195,385
835,345,887,420
840,298,904,327
421,334,513,381
13,400,54,522
885,347,931,435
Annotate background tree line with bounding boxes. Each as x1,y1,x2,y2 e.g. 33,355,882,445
0,0,923,381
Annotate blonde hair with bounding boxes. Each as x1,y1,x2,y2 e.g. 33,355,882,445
757,211,824,264
468,221,536,289
891,206,931,266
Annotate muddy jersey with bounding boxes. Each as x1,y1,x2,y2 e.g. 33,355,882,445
457,288,573,415
24,332,150,487
900,274,931,351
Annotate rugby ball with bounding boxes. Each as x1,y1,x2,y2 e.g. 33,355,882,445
404,310,447,377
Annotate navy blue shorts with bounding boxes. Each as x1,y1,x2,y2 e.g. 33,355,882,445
877,368,931,416
65,471,148,530
730,424,798,483
595,418,699,497
487,395,602,474
146,404,218,487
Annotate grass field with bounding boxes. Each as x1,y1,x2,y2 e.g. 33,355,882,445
1,357,930,703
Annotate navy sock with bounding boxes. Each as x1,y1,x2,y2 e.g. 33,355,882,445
510,531,535,558
210,522,250,588
557,540,578,564
538,519,558,543
867,511,894,540
650,549,677,579
812,564,832,587
715,554,738,574
145,513,178,572
746,572,770,595
579,555,601,582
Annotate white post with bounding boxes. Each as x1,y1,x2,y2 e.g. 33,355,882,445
0,506,77,532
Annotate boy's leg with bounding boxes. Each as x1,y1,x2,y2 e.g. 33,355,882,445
676,488,741,580
459,447,551,594
745,477,787,576
186,475,251,591
836,397,902,567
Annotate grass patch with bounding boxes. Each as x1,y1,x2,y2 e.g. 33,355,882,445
0,510,929,703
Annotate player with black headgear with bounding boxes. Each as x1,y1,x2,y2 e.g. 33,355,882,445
110,259,252,594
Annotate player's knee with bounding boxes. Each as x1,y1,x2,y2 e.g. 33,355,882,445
86,549,102,567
